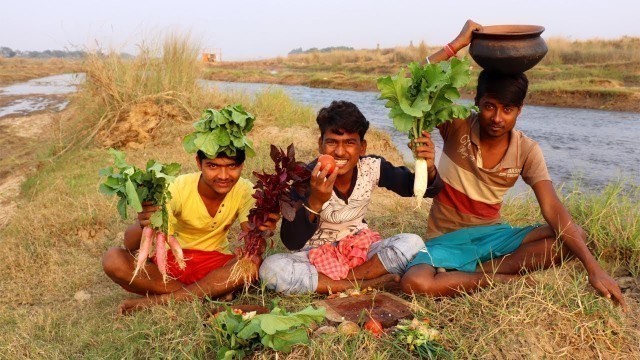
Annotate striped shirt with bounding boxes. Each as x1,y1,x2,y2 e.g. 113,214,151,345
427,114,550,238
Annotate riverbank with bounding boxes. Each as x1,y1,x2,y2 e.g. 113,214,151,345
203,37,640,113
0,58,83,86
1,36,639,359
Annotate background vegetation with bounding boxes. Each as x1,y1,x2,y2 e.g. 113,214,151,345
204,37,640,112
0,34,638,359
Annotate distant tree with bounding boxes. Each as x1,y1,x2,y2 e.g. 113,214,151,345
288,46,354,55
0,46,16,58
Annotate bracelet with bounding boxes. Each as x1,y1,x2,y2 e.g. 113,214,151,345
303,204,320,215
444,43,456,58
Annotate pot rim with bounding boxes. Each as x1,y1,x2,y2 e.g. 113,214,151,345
472,25,545,39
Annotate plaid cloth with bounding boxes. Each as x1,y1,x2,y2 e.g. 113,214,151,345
308,229,382,280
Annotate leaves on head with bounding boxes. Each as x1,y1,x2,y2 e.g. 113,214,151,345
183,104,256,158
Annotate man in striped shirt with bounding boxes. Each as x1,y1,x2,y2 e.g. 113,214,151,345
400,20,626,309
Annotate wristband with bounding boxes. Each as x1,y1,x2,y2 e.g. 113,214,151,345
444,43,456,58
303,204,320,216
425,56,431,65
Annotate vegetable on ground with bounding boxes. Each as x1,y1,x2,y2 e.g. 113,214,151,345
377,57,476,208
210,302,325,359
99,148,182,282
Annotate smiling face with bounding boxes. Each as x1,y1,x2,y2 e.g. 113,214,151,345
318,129,367,176
477,95,522,140
196,155,243,196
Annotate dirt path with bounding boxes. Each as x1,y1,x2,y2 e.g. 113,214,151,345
0,110,59,228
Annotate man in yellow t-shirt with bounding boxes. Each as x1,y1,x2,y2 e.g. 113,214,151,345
102,150,278,314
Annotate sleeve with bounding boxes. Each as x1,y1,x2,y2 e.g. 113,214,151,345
280,205,319,251
166,179,181,235
437,117,454,141
376,156,443,197
279,160,319,250
521,143,552,186
237,179,256,224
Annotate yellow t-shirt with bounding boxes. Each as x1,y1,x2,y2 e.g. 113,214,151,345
167,172,255,253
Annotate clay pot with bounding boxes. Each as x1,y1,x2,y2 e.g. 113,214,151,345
469,25,548,74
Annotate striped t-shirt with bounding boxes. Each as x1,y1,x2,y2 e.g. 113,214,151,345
427,114,551,238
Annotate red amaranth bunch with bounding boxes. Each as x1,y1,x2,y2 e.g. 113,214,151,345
239,144,310,259
229,144,310,282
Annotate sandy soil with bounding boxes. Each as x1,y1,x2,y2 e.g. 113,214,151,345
0,109,58,228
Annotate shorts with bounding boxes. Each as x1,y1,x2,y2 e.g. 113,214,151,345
153,248,235,284
407,223,539,273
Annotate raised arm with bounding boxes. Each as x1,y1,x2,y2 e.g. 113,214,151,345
425,19,483,64
280,162,338,250
532,180,626,309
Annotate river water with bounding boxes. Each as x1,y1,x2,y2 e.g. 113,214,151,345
1,74,637,194
0,73,84,117
202,80,640,194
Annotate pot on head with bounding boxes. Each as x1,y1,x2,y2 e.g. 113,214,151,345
469,25,548,74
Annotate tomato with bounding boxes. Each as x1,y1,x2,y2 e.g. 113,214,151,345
363,318,384,337
318,154,336,174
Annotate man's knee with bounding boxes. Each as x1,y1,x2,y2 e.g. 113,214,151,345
400,268,436,296
259,253,315,294
102,247,131,279
259,254,289,291
377,233,425,274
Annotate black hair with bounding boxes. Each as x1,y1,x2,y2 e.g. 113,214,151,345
316,100,369,140
475,70,529,107
197,149,246,164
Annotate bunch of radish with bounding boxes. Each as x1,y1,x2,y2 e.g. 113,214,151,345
99,148,184,282
377,58,476,208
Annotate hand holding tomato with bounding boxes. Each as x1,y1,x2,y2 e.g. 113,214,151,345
318,154,336,174
308,155,338,213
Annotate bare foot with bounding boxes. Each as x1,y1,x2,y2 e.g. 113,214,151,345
361,274,400,290
220,291,234,302
117,297,154,316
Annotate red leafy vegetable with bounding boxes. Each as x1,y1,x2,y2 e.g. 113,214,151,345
229,144,310,282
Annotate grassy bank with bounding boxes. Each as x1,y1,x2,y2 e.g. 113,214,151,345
1,36,639,359
204,37,640,113
0,57,83,86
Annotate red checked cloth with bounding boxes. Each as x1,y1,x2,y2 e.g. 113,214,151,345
308,228,382,280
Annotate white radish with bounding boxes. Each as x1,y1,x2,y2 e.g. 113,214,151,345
131,226,154,282
167,234,186,270
155,232,168,283
413,158,428,209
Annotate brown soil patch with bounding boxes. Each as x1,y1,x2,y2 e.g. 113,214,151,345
96,101,186,149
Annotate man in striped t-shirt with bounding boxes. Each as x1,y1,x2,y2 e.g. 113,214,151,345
400,20,625,309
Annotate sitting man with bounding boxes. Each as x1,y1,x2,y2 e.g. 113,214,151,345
259,100,442,294
401,20,626,309
103,108,278,314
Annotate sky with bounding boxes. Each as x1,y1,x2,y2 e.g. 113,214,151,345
2,0,640,60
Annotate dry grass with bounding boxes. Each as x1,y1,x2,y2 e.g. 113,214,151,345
1,34,639,359
0,57,83,86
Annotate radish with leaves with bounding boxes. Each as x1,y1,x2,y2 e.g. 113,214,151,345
99,148,182,282
377,57,476,208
